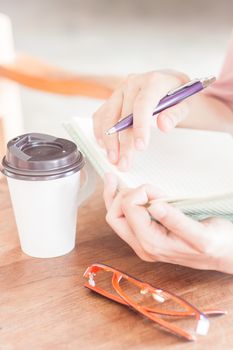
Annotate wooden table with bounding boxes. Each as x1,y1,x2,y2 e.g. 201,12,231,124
0,177,233,350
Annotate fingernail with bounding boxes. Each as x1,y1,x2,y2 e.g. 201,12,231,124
135,138,145,151
108,150,117,164
163,117,174,131
118,156,128,171
148,202,167,218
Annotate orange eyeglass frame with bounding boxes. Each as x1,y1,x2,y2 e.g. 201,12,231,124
83,263,226,341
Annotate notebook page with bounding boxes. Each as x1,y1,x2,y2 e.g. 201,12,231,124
174,192,233,218
67,116,233,202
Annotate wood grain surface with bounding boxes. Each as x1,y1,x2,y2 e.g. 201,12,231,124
0,177,233,350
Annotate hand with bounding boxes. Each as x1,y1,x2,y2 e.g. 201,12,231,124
93,70,189,171
103,173,233,274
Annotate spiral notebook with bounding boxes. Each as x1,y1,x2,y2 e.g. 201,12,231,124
64,116,233,220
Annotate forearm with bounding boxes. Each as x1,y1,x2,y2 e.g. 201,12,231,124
178,93,233,135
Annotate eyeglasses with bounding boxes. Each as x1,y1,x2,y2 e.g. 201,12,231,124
83,263,226,341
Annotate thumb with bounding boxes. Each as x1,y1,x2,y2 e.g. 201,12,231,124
157,101,189,133
147,201,206,252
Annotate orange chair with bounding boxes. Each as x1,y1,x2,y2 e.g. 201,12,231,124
0,14,122,160
0,55,122,157
0,54,120,99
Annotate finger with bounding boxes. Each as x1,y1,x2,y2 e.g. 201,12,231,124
103,173,118,210
147,201,206,251
120,187,202,264
157,101,190,132
118,80,140,171
105,188,152,260
121,184,166,228
99,88,123,164
107,214,152,261
132,72,186,148
132,74,178,150
121,196,200,266
119,185,168,255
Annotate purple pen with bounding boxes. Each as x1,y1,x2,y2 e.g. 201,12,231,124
106,76,216,135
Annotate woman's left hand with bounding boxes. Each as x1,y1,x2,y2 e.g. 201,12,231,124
103,173,233,274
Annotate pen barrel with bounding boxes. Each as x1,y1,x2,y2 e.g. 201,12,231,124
154,81,203,114
117,114,134,131
109,80,203,133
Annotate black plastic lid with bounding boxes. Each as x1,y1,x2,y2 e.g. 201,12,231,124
1,133,85,180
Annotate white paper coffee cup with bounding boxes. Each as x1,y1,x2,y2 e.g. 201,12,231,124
1,133,95,258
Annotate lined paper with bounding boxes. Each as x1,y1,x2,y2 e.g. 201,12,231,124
64,116,233,219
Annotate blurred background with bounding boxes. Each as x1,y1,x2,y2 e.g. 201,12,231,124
0,0,232,137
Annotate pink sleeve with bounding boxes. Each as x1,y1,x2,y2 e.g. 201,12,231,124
205,34,233,110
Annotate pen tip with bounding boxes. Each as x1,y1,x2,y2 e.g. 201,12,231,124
105,127,116,135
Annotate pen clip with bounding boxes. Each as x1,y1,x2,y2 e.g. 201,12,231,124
166,79,199,96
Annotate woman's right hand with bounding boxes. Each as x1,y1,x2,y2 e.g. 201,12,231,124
93,70,190,171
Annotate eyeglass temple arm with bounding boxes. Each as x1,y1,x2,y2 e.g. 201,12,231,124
0,54,124,99
84,282,225,318
111,273,197,341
